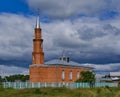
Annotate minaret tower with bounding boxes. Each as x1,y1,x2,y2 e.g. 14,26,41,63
32,15,44,64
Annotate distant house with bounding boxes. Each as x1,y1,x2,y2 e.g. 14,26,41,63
109,72,120,82
100,72,120,83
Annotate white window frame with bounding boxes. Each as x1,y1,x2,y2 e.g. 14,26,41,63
62,70,65,80
77,71,80,79
70,71,72,80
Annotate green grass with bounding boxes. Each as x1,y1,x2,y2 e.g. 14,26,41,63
0,85,120,97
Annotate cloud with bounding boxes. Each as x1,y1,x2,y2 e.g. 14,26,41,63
26,0,108,19
1,12,120,66
26,0,120,19
93,63,120,78
94,63,120,72
0,12,120,78
0,65,29,77
42,17,120,64
0,13,34,61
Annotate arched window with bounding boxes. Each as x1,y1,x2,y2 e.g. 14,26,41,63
77,71,80,79
32,55,35,61
62,70,65,80
70,71,72,80
41,43,43,48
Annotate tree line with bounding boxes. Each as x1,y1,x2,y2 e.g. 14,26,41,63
0,74,29,82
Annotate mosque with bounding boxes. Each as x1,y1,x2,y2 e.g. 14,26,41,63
29,16,93,82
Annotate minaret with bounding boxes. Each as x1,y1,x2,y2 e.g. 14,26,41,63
32,15,44,64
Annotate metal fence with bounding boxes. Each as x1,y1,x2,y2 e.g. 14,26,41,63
2,82,118,89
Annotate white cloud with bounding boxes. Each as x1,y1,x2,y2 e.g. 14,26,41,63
26,0,108,18
1,13,120,63
42,17,120,61
26,0,120,19
0,65,29,77
94,63,120,72
0,13,34,60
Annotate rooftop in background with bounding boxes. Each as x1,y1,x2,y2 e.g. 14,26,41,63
110,72,120,77
100,72,120,82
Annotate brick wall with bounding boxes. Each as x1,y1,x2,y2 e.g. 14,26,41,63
29,65,89,82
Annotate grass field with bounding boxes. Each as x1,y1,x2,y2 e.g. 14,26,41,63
0,84,120,97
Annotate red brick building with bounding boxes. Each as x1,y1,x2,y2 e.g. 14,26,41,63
29,16,93,82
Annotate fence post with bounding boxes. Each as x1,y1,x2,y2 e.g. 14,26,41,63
44,82,46,88
20,82,21,89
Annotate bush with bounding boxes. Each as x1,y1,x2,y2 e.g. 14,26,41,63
34,88,42,94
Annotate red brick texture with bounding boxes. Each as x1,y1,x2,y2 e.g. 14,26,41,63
32,28,44,64
29,65,90,82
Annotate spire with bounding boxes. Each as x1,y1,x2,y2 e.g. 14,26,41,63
35,9,40,28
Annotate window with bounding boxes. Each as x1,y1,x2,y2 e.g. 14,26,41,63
70,71,72,80
62,70,65,80
41,43,43,48
77,71,80,79
32,56,35,61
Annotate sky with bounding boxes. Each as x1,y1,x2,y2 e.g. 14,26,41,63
0,0,120,77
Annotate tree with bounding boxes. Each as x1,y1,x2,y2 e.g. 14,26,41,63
2,74,29,82
0,76,2,82
76,71,95,87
